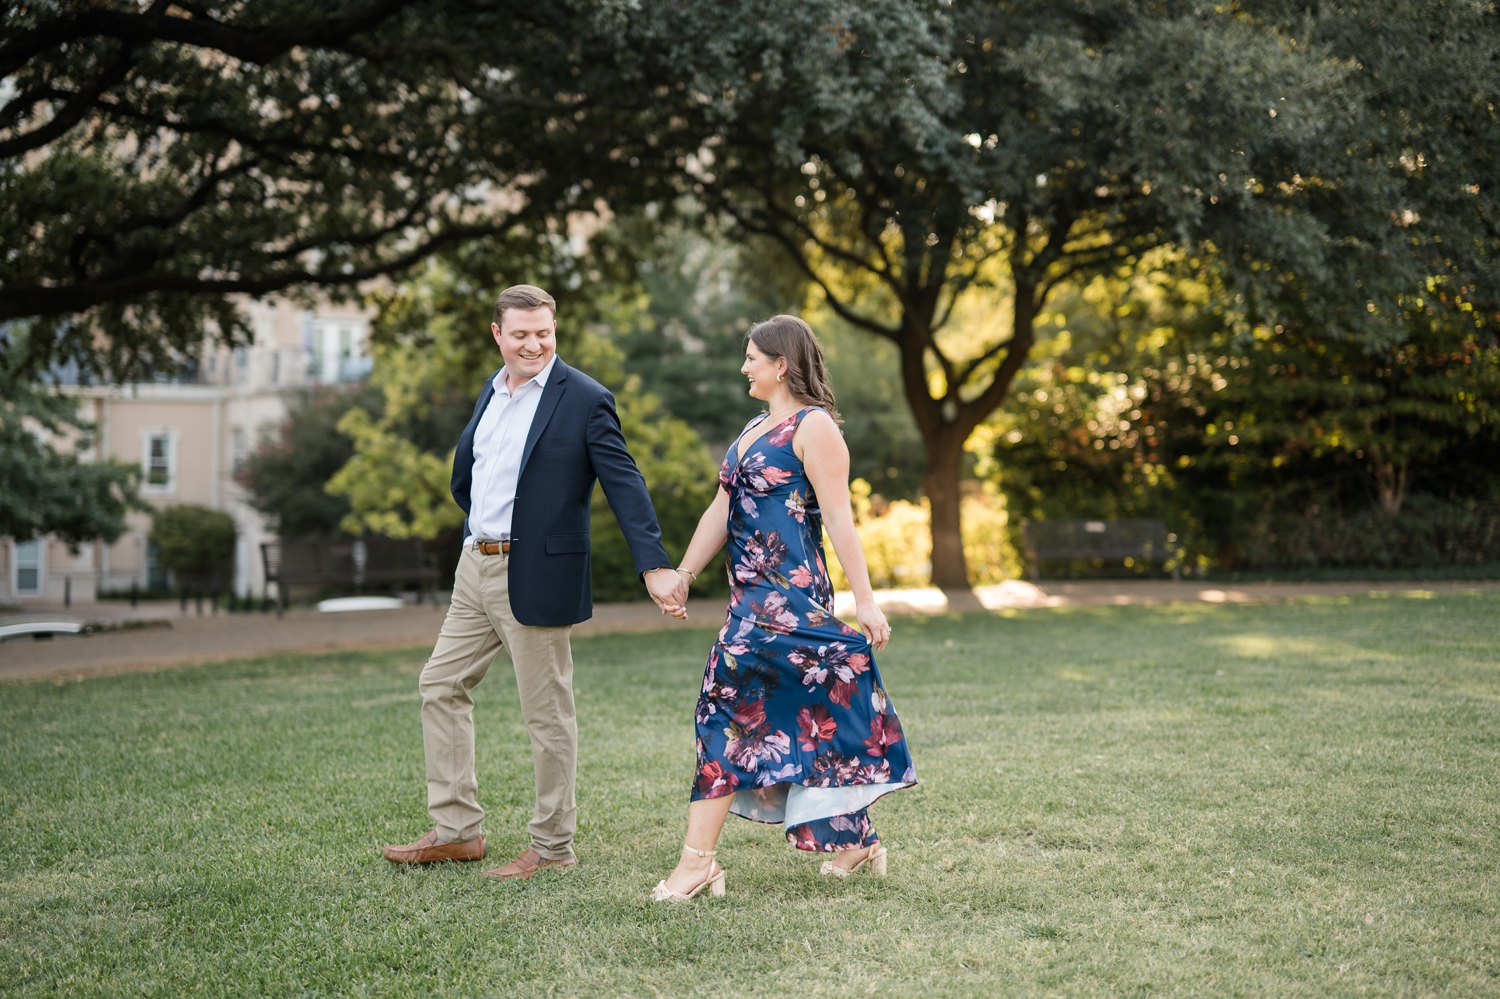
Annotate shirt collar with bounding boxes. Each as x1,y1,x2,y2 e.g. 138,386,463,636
494,354,559,397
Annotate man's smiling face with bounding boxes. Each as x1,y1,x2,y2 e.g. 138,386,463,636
492,305,556,385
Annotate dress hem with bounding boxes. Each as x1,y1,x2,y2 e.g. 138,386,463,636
694,779,917,828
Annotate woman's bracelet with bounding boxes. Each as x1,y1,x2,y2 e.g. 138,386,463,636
676,566,699,582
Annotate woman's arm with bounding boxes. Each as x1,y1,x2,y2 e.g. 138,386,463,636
663,486,733,619
796,412,891,651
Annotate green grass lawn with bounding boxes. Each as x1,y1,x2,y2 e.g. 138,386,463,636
3,592,1498,997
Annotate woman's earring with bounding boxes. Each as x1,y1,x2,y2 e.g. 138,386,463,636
776,372,784,383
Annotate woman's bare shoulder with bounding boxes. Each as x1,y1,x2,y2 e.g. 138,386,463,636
793,407,845,454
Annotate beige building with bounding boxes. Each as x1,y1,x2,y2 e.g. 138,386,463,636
2,297,372,605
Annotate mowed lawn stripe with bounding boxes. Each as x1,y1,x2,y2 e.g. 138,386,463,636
2,592,1497,997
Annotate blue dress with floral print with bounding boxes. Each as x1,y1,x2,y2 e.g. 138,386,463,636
692,406,916,852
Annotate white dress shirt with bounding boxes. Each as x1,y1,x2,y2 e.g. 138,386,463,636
465,355,558,545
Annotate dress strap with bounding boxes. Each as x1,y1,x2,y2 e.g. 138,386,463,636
790,405,825,428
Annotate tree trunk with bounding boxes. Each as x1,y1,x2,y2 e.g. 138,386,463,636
923,427,970,590
894,275,1040,593
1374,457,1408,516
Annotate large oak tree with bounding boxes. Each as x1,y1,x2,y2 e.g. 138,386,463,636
633,0,1498,588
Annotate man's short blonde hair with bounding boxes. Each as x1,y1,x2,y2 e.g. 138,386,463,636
493,284,556,326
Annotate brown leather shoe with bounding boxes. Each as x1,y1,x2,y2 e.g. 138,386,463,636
483,847,578,880
382,830,487,864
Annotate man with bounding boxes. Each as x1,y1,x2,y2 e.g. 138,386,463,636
383,284,688,878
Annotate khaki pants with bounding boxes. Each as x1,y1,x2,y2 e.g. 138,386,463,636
420,547,576,858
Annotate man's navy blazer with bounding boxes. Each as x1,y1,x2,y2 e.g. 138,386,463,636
450,358,672,627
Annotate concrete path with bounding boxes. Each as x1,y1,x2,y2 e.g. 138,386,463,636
0,598,732,683
856,578,1500,615
3,578,1496,683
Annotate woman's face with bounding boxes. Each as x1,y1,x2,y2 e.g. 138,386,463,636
741,340,787,403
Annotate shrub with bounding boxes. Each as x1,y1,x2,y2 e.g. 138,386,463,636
150,505,236,588
1238,495,1500,570
825,481,1020,589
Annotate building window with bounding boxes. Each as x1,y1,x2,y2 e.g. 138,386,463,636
13,538,41,595
310,318,368,383
231,427,248,472
144,432,175,492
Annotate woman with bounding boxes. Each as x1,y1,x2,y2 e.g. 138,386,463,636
651,315,917,902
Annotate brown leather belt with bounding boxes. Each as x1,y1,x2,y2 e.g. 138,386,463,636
474,540,511,555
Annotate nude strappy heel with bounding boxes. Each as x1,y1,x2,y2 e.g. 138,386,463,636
651,844,727,901
820,845,887,878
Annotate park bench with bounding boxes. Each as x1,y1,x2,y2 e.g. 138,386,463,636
1022,519,1180,582
260,536,437,616
0,618,84,642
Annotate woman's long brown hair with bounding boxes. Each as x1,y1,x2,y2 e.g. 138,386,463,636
746,314,842,424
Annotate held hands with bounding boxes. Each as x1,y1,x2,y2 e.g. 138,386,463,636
856,599,891,651
645,568,690,620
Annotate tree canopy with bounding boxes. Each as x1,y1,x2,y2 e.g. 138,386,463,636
620,0,1499,586
321,257,722,599
0,0,669,380
8,0,1497,586
981,254,1500,572
0,365,143,548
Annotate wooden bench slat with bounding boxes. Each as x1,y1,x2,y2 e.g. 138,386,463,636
260,537,437,616
1022,519,1179,581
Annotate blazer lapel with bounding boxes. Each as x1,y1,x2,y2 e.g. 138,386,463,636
518,358,570,477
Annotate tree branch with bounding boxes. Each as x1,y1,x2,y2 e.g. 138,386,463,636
758,195,900,295
0,0,415,78
959,320,1033,432
930,240,1008,334
0,219,522,323
954,330,1016,391
87,94,431,170
0,44,135,158
722,202,901,341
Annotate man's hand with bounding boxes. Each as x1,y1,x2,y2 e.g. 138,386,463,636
645,568,690,620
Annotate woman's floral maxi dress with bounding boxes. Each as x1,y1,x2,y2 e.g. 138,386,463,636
692,406,916,852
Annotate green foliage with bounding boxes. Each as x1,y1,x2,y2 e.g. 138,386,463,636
328,406,463,542
330,258,722,600
608,216,789,445
0,365,141,548
604,214,928,498
237,385,382,539
587,373,723,602
812,315,928,501
4,594,1500,996
324,270,478,542
0,1,665,381
617,0,1500,586
977,257,1500,571
149,504,236,587
824,482,1021,589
